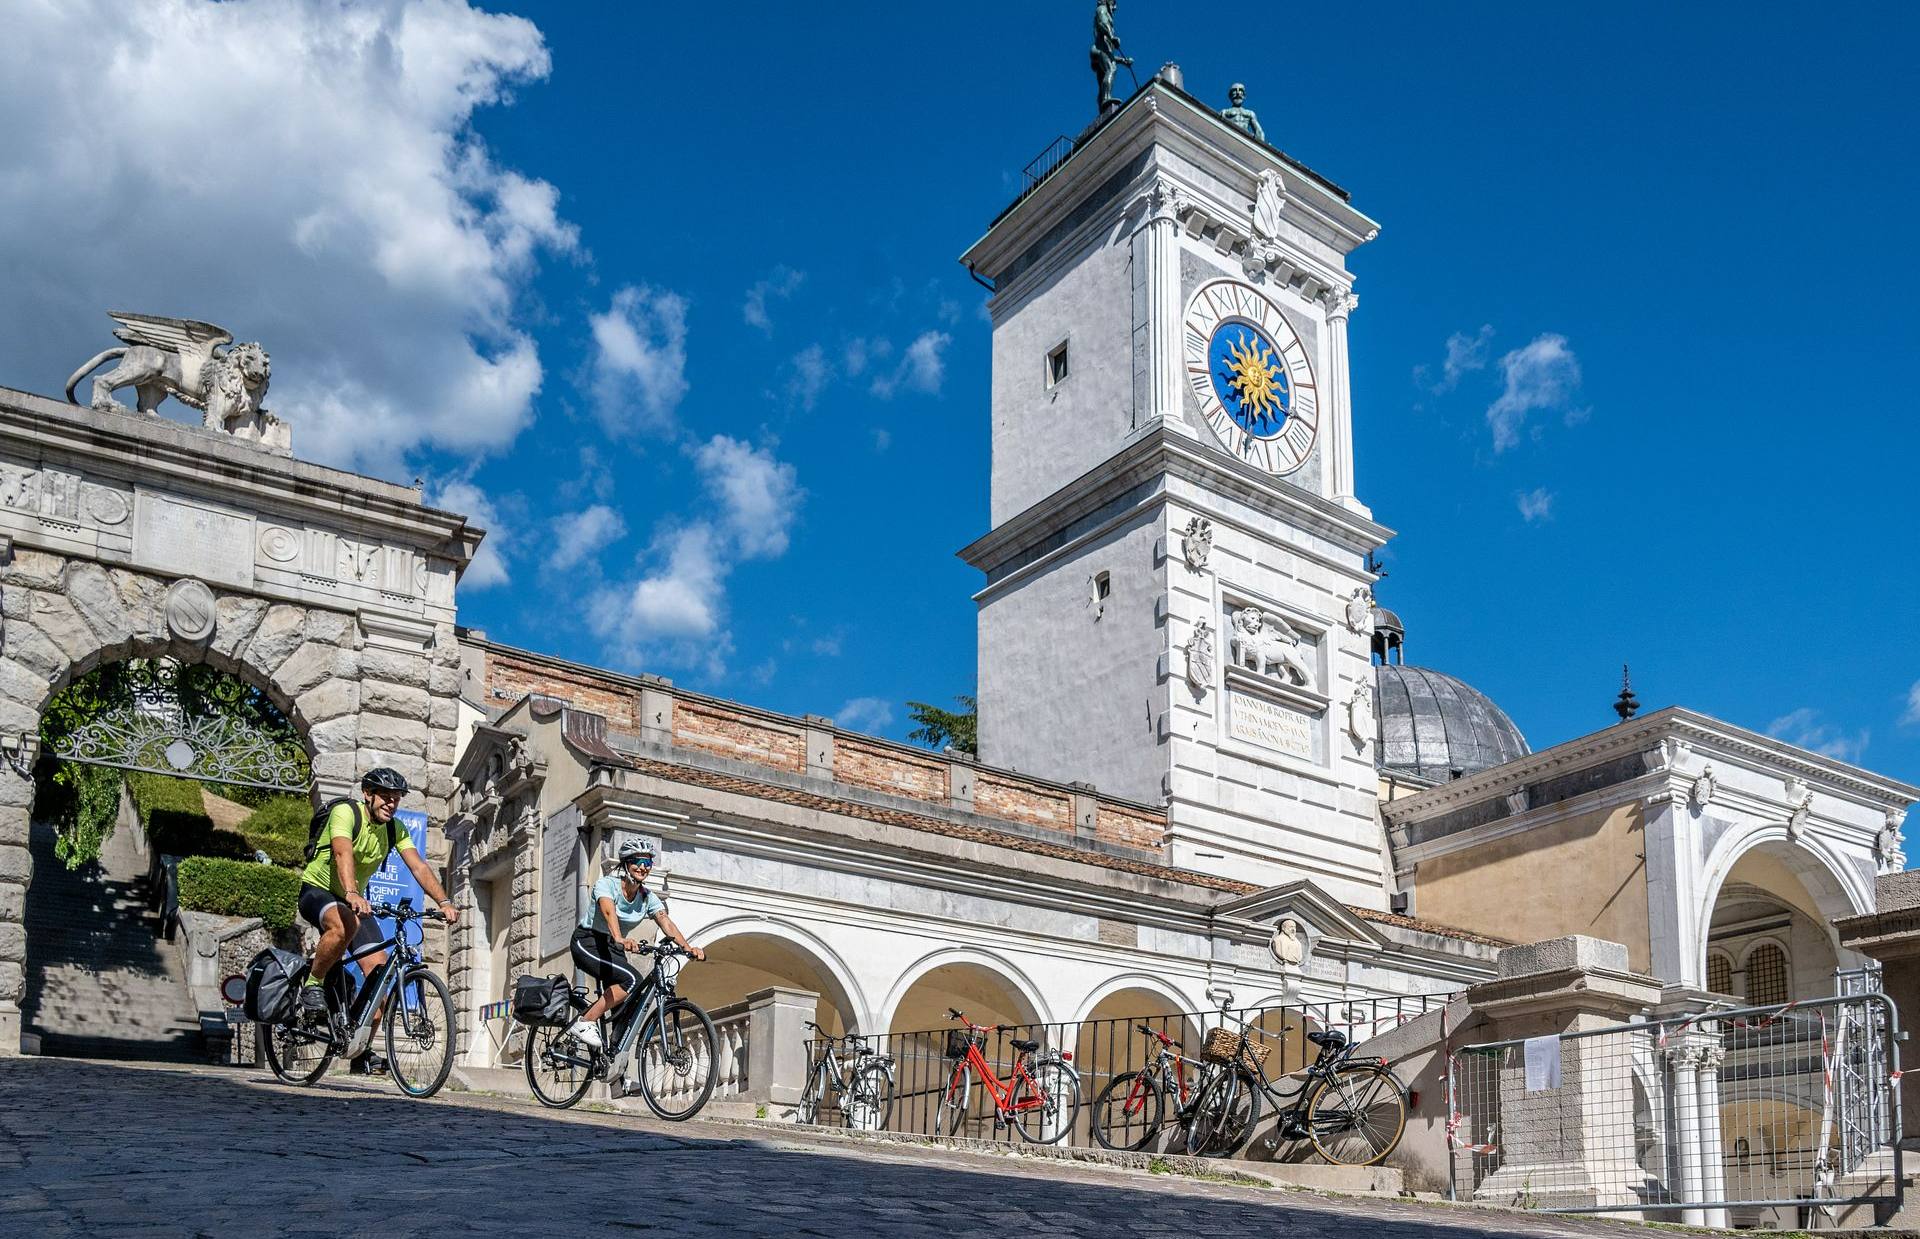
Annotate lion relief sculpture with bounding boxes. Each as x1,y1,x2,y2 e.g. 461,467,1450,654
1229,606,1316,691
65,312,289,452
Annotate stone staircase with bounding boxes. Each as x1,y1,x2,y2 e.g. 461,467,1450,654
20,814,204,1061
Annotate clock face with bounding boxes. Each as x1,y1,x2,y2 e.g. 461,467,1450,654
1183,279,1318,475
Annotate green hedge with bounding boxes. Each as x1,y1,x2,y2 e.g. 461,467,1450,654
125,772,210,827
176,856,300,929
236,795,314,869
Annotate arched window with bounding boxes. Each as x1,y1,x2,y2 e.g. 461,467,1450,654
1705,951,1733,997
1745,942,1789,1006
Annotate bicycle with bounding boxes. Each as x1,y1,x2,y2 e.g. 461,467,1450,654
937,1009,1082,1144
1188,1018,1409,1165
524,940,719,1120
796,1021,895,1130
261,898,456,1099
1090,1022,1205,1152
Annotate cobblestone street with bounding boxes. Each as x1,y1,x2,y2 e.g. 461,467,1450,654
1,1058,1705,1238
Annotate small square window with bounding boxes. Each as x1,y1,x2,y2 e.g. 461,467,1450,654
1046,340,1070,389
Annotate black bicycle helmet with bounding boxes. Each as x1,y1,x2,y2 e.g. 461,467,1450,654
361,766,410,794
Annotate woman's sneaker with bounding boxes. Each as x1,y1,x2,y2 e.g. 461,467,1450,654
566,1020,603,1049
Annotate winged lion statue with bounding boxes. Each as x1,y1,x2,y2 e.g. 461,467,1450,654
65,312,289,451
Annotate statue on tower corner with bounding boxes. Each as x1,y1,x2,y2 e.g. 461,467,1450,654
1091,1,1133,114
1221,83,1265,143
64,311,289,452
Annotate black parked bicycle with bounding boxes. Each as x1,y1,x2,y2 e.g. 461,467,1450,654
261,899,455,1099
797,1021,896,1130
1186,1020,1408,1165
524,940,718,1120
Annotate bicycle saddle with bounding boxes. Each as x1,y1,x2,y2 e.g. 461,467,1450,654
1307,1029,1348,1049
1008,1037,1040,1053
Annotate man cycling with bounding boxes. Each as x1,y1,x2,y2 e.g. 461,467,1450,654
298,767,458,1073
565,838,703,1049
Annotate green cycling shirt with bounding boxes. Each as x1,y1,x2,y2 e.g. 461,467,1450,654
299,800,415,898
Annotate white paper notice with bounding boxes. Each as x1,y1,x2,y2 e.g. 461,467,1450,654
1523,1035,1562,1092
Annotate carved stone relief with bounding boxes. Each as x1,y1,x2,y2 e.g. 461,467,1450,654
1184,618,1215,695
1691,765,1718,810
1179,516,1213,572
1344,586,1373,635
163,578,217,642
1345,682,1374,751
1227,605,1315,691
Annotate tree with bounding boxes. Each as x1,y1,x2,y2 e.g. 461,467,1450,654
905,695,977,755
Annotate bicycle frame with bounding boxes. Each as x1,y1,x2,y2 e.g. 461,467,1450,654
540,948,675,1082
285,915,425,1052
950,1037,1050,1118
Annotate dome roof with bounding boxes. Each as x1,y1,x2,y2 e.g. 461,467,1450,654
1375,664,1530,782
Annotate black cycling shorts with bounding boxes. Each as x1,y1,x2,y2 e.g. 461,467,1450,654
299,884,386,955
571,927,640,992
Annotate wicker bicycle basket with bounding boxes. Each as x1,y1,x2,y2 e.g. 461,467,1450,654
1202,1027,1272,1069
945,1029,983,1059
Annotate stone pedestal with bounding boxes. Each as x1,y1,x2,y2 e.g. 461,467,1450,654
1464,935,1664,1212
744,985,817,1106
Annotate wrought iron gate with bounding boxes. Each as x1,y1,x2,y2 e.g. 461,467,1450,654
39,659,310,792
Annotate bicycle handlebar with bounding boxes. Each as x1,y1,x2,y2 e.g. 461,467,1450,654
368,902,443,923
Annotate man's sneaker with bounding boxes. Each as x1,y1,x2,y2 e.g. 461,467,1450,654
566,1020,603,1049
349,1053,389,1077
299,986,329,1019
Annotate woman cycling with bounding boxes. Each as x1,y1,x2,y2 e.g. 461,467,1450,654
565,838,704,1049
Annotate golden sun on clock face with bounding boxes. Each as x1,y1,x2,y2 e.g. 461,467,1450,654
1183,279,1318,475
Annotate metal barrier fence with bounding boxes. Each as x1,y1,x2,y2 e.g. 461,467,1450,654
803,993,1445,1151
1446,992,1903,1224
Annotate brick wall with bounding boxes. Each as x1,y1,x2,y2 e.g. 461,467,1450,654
473,637,1168,854
673,700,805,773
485,649,638,729
836,738,947,803
975,774,1072,833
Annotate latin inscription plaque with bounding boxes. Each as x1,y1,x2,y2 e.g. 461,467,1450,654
1228,689,1316,762
135,492,254,589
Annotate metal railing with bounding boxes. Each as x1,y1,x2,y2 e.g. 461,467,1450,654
803,993,1446,1152
1446,992,1903,1222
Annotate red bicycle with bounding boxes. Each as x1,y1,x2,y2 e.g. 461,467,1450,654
938,1008,1083,1144
1090,1022,1200,1151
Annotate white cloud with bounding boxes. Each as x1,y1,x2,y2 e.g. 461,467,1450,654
836,697,895,734
1488,334,1583,452
1416,324,1494,394
0,0,578,472
844,337,890,378
588,286,689,436
433,478,510,590
1903,680,1920,727
1767,708,1870,764
694,435,802,559
743,267,804,334
871,427,892,453
591,438,802,677
550,504,626,572
786,345,830,411
871,330,950,399
1516,487,1555,523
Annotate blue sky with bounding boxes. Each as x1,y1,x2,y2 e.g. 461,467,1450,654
3,2,1916,786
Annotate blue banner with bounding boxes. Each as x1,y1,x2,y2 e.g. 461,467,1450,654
363,808,429,952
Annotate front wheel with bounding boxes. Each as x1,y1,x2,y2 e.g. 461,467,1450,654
385,968,455,1099
797,1061,827,1124
1306,1062,1407,1166
636,998,719,1121
1011,1059,1082,1145
938,1060,971,1136
525,1021,595,1109
844,1062,893,1132
1091,1070,1166,1151
1185,1067,1261,1158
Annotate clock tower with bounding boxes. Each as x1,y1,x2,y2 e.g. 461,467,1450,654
959,79,1395,908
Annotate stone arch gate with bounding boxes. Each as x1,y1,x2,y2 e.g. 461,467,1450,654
0,385,480,1053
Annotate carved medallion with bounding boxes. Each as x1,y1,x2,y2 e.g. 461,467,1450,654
83,485,130,526
1344,587,1373,635
1691,765,1718,810
1346,683,1375,751
164,578,218,642
258,525,300,563
1180,516,1213,572
1269,917,1306,969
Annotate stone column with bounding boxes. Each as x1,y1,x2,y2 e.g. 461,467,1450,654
1664,1041,1706,1226
745,985,818,1108
1321,289,1359,508
1464,935,1665,1213
1132,176,1188,434
1695,1044,1730,1229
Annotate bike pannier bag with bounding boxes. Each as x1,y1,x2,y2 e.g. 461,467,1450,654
511,974,574,1027
242,947,309,1025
